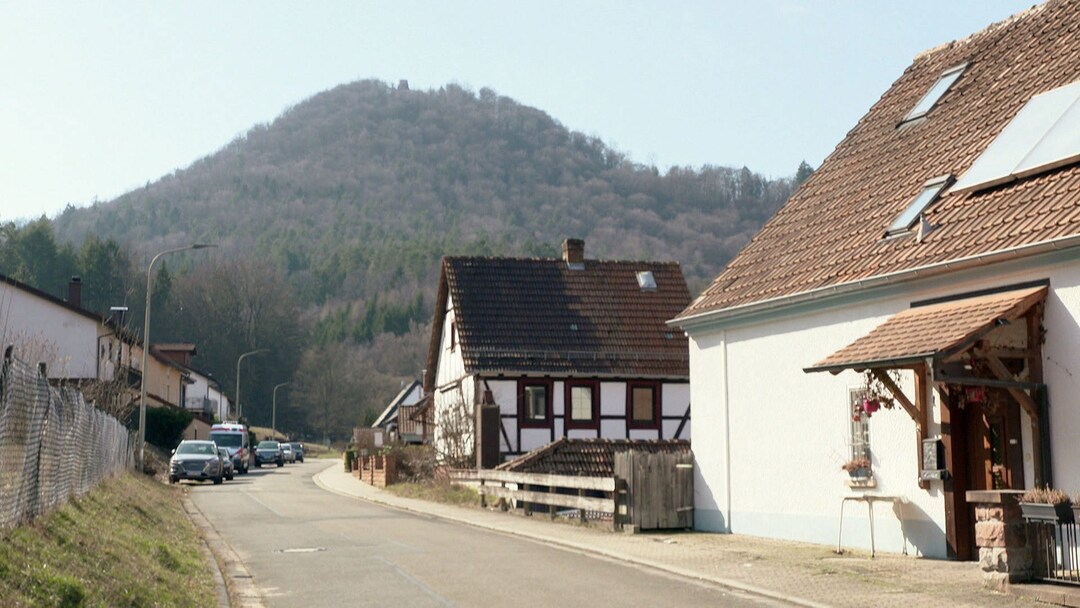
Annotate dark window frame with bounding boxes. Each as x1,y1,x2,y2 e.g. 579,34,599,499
518,379,554,428
626,380,661,429
564,380,600,430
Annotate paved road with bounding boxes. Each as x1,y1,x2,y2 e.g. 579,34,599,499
187,460,785,607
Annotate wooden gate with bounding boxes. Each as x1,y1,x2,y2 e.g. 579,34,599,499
614,451,694,531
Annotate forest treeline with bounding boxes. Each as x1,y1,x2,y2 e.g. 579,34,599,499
3,79,810,439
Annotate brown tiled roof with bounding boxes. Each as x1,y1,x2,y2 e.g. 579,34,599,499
807,285,1046,373
496,438,691,477
676,1,1080,323
432,256,690,379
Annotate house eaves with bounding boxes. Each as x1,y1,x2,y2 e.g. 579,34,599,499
671,233,1080,333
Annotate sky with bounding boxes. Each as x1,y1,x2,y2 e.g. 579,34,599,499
0,1,1038,223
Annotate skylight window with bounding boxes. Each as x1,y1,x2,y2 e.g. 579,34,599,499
952,79,1080,194
885,175,952,237
636,271,657,291
902,63,967,123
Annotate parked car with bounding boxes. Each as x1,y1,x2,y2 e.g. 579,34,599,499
281,443,296,463
290,442,304,462
209,422,250,474
170,440,225,484
255,440,284,467
217,447,235,481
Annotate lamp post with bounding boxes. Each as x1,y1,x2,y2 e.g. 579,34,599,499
235,348,268,421
272,382,291,440
137,243,215,472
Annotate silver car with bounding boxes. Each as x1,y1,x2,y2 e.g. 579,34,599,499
281,443,296,463
169,440,225,484
217,447,235,481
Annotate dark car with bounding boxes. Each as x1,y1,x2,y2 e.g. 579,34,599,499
289,442,304,463
255,440,284,467
170,440,225,484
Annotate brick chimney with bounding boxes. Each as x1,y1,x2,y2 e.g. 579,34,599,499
68,276,83,308
562,238,585,267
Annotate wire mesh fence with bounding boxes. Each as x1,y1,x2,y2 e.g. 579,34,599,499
0,349,134,529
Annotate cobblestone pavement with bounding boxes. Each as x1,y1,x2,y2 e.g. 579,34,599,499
313,462,1038,608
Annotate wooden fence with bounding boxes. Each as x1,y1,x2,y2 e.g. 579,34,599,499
614,451,694,531
451,451,693,531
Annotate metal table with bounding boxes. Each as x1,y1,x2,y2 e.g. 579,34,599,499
836,494,908,558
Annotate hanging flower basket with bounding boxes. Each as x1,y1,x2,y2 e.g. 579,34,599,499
862,399,881,414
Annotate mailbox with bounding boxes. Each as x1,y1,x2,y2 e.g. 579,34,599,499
921,437,950,481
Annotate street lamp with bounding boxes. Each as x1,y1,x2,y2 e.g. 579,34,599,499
137,243,215,472
236,348,268,421
272,382,291,440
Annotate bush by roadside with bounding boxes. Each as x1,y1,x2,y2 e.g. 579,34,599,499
0,473,214,607
379,444,479,507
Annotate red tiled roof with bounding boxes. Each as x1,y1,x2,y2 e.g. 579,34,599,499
676,1,1080,323
430,255,690,379
496,438,691,477
807,285,1046,373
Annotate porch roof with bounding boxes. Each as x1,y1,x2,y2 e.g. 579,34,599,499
805,285,1046,374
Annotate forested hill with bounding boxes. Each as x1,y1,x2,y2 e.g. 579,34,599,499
53,79,799,309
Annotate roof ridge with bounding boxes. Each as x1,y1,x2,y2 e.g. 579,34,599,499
913,1,1050,61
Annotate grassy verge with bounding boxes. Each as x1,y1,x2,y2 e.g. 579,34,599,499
384,481,480,507
0,473,214,607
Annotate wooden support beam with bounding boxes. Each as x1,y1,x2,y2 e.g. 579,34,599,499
871,369,919,429
979,350,1039,421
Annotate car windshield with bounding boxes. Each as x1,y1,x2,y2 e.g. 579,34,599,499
209,432,242,448
176,443,216,455
258,441,279,449
282,445,292,451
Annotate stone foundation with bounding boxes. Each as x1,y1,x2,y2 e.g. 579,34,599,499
967,490,1031,590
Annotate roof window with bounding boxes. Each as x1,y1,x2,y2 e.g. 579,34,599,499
885,175,952,237
636,271,657,291
902,63,967,124
953,79,1080,194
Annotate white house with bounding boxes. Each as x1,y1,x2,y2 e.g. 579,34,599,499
672,0,1080,561
424,239,692,465
0,275,128,382
372,379,424,444
0,273,193,414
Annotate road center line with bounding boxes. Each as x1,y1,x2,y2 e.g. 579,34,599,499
243,490,284,517
374,555,455,606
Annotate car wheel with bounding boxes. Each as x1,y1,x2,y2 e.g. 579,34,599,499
213,475,223,485
169,476,178,484
255,462,261,468
277,461,283,467
226,473,234,481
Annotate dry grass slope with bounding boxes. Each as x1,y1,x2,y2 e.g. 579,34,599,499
0,473,214,607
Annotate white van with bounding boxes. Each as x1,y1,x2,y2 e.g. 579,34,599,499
209,422,250,474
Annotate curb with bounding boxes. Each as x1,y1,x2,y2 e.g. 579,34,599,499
182,495,266,608
312,462,831,608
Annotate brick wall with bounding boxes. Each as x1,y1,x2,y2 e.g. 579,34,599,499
353,453,398,488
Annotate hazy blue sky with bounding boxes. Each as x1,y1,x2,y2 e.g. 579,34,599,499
1,1,1036,222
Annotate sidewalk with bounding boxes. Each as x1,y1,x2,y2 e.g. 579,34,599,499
312,461,1041,608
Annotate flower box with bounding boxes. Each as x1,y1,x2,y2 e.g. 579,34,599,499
1020,501,1074,524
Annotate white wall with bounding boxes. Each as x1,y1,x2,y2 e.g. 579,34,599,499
0,282,103,379
688,252,1080,559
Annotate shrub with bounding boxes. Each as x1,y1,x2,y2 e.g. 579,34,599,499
145,407,194,451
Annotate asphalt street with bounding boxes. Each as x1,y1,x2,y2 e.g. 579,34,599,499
186,460,785,607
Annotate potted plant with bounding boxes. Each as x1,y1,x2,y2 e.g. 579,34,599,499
851,369,900,420
1019,487,1073,524
842,457,872,479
